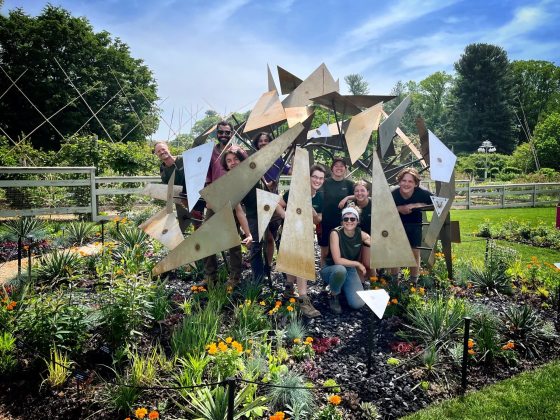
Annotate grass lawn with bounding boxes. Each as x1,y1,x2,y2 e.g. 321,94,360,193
446,207,559,263
402,360,560,420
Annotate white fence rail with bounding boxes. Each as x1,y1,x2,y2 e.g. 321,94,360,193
1,167,559,220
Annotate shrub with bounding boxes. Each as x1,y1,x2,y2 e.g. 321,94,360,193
64,221,97,246
171,305,220,358
267,370,314,412
471,306,502,365
35,249,83,283
502,305,554,358
0,331,17,374
468,261,512,295
42,346,73,388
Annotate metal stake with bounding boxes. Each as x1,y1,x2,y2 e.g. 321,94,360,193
461,316,472,393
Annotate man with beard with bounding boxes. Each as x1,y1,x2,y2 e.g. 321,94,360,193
203,121,248,287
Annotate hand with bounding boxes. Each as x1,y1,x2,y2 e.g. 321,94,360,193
398,204,414,215
338,197,348,209
357,263,366,276
241,234,253,247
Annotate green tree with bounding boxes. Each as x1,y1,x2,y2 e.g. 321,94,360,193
0,5,159,150
344,73,370,95
446,43,517,153
415,71,453,137
511,60,560,143
531,112,560,170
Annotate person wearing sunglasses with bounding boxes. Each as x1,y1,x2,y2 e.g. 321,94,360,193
320,205,370,314
204,121,247,286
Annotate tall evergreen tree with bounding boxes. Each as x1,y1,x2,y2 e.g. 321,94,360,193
446,43,517,153
344,73,370,95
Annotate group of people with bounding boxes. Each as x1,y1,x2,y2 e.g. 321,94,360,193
153,121,433,317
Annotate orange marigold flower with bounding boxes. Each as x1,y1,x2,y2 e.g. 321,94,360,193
207,343,218,355
329,394,342,405
468,349,475,356
225,337,233,344
287,305,294,312
125,417,131,420
218,341,228,352
369,276,378,282
419,287,425,295
270,412,285,420
410,287,417,293
467,338,474,349
275,300,282,307
135,407,148,419
305,336,313,344
148,411,159,420
293,338,301,344
231,341,243,352
391,298,398,305
289,297,296,303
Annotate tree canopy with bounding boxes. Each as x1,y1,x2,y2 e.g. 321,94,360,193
0,5,159,150
344,74,370,95
446,43,517,154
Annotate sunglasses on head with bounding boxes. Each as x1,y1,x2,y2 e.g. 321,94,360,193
217,129,232,135
342,217,357,222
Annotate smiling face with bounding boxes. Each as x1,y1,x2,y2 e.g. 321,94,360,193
154,143,172,162
216,123,233,146
354,183,369,203
310,169,325,192
341,212,358,230
224,152,241,170
399,173,418,197
331,161,346,179
257,134,270,149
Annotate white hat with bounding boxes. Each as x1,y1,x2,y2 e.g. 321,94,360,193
341,207,360,220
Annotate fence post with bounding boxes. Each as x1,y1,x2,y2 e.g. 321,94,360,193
467,181,471,209
89,167,98,221
501,186,505,208
461,317,471,394
227,377,236,420
532,184,537,207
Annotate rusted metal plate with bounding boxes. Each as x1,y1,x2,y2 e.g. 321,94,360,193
139,208,184,250
244,90,287,133
282,63,338,109
256,188,280,241
152,202,239,276
310,91,362,116
378,95,411,158
345,103,382,164
200,123,304,211
369,152,417,269
276,147,316,280
277,65,303,95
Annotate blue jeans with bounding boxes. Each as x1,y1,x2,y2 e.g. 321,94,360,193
248,216,265,281
320,264,365,309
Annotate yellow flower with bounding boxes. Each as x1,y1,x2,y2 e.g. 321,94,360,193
419,287,425,295
328,395,342,406
225,337,233,344
245,299,252,305
410,287,417,293
369,275,378,282
231,341,243,352
287,305,294,312
148,411,159,420
218,341,228,352
293,338,301,344
268,310,274,315
135,407,148,419
207,343,218,355
289,297,296,303
305,336,313,344
259,301,266,306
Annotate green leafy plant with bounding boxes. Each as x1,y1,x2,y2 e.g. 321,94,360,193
468,261,512,295
65,221,96,245
472,306,502,365
502,305,554,358
35,249,83,283
402,296,468,349
285,316,307,342
229,299,271,340
1,217,44,241
207,338,245,380
359,401,380,419
0,331,17,374
174,354,210,396
42,346,73,388
171,305,220,358
116,224,148,250
177,383,267,420
99,275,155,346
267,370,314,412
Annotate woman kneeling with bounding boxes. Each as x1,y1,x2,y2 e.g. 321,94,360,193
320,206,370,313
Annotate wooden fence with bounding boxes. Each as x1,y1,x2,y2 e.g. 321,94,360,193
1,167,559,220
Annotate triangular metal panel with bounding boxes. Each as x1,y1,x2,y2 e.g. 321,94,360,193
285,106,313,128
142,183,183,201
277,65,303,95
256,189,281,241
378,95,411,158
369,152,417,269
276,147,316,280
428,130,456,183
183,142,214,211
200,123,304,210
152,202,240,276
139,208,184,250
244,90,287,133
310,91,362,116
267,64,277,93
282,63,338,109
344,95,396,108
345,103,382,164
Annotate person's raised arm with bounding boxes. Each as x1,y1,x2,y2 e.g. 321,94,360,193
234,203,253,246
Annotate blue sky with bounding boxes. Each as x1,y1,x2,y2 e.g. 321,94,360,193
2,0,559,140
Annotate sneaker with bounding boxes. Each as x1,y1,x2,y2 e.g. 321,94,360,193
298,296,321,318
328,293,342,314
